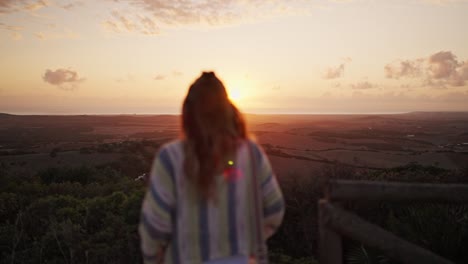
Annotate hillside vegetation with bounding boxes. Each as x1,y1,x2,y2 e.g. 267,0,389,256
0,137,468,264
1,139,467,264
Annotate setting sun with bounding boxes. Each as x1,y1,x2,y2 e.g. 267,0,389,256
225,77,253,108
227,87,243,105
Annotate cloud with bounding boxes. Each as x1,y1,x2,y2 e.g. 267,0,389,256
0,22,23,31
428,51,458,79
1,1,79,41
459,62,468,79
0,23,23,39
323,64,345,79
111,10,138,32
172,70,183,77
154,74,166,80
425,51,468,87
247,90,468,114
323,57,352,79
60,1,84,10
24,0,48,11
153,71,182,80
102,10,160,35
350,81,376,90
102,20,119,33
34,32,45,39
139,15,159,35
100,0,312,35
0,0,48,13
384,59,423,79
42,68,84,90
34,29,79,40
385,51,468,88
342,57,352,63
421,0,468,5
0,0,16,13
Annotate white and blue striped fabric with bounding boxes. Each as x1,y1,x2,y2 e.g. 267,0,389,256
139,139,285,264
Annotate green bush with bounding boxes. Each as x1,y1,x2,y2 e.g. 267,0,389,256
1,160,467,263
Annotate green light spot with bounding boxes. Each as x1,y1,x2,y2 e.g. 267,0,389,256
228,160,234,166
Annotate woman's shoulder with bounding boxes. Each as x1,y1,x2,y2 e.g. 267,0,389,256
244,136,258,146
154,139,185,164
243,137,264,160
160,139,184,152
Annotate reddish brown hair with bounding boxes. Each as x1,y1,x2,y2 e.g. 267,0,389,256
182,72,247,200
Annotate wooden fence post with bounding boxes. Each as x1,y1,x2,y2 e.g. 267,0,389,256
322,201,454,264
317,180,467,264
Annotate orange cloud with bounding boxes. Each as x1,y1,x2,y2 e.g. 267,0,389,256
0,0,48,13
102,20,120,33
0,23,23,39
112,10,138,32
422,0,468,5
24,0,48,11
350,81,376,90
102,10,160,35
60,1,83,10
323,64,345,79
0,22,23,31
43,68,85,90
152,71,183,81
428,51,458,79
34,29,79,40
154,74,166,80
385,51,468,88
0,0,15,13
323,57,351,79
384,59,423,79
172,70,183,77
104,0,310,33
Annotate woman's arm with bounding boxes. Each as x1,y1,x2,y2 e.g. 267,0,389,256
251,142,285,239
139,146,175,264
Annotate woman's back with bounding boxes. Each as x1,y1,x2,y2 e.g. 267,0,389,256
139,72,284,263
139,139,284,263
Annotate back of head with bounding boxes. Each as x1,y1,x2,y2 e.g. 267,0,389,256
182,72,247,199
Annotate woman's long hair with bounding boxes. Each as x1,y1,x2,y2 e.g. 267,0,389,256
182,72,247,200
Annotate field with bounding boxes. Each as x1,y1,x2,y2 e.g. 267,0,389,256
1,112,467,178
1,112,468,264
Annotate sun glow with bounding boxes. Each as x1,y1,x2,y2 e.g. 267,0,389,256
226,78,251,107
228,88,242,102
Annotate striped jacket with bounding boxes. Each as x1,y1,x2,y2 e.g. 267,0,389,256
139,139,285,263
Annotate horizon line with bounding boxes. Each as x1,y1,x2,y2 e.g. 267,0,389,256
2,111,468,116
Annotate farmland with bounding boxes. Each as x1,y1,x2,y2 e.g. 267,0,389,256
1,112,468,263
1,112,467,178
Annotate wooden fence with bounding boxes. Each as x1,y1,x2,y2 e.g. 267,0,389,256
318,180,468,264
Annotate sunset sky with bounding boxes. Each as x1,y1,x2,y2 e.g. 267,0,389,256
1,0,468,114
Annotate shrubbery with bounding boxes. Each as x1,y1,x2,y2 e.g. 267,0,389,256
267,162,468,263
0,165,144,264
1,159,467,263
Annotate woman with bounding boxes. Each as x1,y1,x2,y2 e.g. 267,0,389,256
139,72,285,263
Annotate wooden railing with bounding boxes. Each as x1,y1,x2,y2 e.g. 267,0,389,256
318,180,468,264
